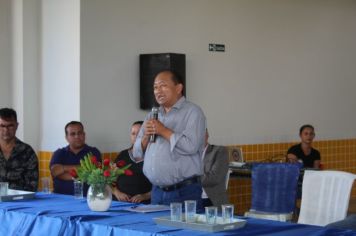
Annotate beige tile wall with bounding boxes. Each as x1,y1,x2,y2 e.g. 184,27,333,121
227,139,356,214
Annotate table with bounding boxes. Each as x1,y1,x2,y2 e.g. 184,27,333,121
0,193,354,235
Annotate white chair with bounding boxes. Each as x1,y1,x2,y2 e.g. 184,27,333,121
298,170,356,226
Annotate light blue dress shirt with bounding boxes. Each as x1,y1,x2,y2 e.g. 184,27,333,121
133,97,206,186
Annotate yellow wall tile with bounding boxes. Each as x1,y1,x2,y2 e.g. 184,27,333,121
38,138,356,213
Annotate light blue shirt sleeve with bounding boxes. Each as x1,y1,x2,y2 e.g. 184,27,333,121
169,107,206,155
132,115,150,159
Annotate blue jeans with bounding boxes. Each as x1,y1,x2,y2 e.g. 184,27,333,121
151,182,203,212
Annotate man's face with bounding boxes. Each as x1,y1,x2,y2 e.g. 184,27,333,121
0,117,18,142
65,124,85,150
153,72,183,108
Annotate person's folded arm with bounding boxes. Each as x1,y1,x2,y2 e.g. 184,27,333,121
50,164,78,180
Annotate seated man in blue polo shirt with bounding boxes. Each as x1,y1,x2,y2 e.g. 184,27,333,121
50,121,101,195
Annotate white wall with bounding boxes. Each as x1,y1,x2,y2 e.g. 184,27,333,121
22,0,40,150
1,0,356,153
81,0,356,152
6,0,40,150
1,0,80,151
41,0,80,150
0,0,12,107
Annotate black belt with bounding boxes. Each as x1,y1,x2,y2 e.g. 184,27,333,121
158,176,200,192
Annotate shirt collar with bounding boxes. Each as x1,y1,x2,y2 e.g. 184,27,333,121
159,96,186,113
65,144,89,154
202,144,209,160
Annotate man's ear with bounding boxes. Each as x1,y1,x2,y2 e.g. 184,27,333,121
176,83,183,95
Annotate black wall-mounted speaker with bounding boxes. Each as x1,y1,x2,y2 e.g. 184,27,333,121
139,53,186,110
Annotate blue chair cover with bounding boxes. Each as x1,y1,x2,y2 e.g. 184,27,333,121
251,163,301,213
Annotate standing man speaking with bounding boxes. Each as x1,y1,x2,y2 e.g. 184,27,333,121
134,70,206,210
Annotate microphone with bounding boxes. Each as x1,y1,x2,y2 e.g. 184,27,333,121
150,107,159,143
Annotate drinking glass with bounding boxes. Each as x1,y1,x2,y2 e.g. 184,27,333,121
41,177,51,194
0,182,8,196
205,206,217,224
170,202,182,221
184,200,196,223
222,204,234,223
73,179,83,199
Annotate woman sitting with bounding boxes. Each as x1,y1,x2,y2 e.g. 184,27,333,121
287,124,321,169
113,121,152,203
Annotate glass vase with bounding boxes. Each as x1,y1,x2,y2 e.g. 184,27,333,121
87,184,112,212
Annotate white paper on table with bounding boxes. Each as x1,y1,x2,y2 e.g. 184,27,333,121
123,204,170,213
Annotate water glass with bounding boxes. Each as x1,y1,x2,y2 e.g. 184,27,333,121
41,177,50,194
205,206,217,224
170,202,182,221
0,182,8,196
222,204,234,223
184,200,196,223
73,179,83,199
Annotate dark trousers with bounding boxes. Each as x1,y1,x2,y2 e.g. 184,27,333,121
151,182,203,212
202,198,213,208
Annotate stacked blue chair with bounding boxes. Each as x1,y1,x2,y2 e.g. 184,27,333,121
245,163,301,221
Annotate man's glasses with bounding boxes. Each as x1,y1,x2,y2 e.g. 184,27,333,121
0,124,16,129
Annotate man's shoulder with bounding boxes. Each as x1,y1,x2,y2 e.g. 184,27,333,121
180,99,205,116
53,146,70,155
83,144,100,153
208,144,224,151
183,99,201,109
81,145,101,158
15,138,35,153
207,145,228,156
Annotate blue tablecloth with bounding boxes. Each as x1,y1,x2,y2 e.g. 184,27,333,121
0,193,355,235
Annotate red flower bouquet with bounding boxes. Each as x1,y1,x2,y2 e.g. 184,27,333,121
73,153,131,188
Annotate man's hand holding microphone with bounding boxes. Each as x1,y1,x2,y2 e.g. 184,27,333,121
141,107,173,150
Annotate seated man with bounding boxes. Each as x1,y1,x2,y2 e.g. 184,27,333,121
201,129,229,208
112,121,152,203
0,108,38,191
50,121,101,195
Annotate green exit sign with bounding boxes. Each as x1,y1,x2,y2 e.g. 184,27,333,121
209,44,225,52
